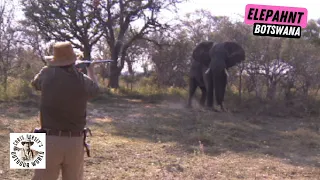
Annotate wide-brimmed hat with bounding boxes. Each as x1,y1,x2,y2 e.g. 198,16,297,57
21,139,34,146
44,42,77,66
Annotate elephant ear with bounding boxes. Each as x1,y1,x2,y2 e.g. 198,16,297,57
192,41,214,67
223,42,245,69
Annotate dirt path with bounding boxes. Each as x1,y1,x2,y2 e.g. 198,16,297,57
0,98,319,179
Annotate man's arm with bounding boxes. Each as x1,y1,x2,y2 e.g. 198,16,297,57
83,63,100,98
31,66,49,91
86,63,99,86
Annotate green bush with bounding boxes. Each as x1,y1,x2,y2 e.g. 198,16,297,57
111,77,188,103
2,77,32,101
0,85,6,100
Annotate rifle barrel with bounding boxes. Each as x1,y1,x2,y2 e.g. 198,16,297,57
75,60,114,64
44,56,114,67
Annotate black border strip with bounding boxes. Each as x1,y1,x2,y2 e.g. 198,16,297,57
253,23,301,38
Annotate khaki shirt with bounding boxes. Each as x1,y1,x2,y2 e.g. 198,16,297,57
31,65,99,131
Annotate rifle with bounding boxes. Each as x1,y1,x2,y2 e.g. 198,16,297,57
75,59,114,69
44,56,114,72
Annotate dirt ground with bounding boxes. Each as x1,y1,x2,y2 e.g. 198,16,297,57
0,96,319,180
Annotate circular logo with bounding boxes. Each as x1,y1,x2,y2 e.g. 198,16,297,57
10,133,45,169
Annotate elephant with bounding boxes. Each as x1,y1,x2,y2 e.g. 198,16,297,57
187,41,245,111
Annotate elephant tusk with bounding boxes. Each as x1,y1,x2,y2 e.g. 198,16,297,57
205,68,210,74
224,68,229,77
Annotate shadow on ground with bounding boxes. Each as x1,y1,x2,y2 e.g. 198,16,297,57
1,94,319,180
0,99,40,120
90,96,320,169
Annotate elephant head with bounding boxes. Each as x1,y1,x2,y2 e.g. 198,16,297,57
204,41,245,111
207,41,245,73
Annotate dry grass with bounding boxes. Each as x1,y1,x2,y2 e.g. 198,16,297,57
0,96,319,180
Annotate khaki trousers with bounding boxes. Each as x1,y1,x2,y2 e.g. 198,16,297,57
32,136,84,180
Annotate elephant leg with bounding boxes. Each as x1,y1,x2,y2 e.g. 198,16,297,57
215,70,228,111
199,85,206,107
186,77,198,108
205,72,214,109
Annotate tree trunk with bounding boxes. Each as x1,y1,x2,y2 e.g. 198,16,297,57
83,48,91,60
108,62,120,88
3,70,8,93
108,43,124,88
238,70,242,104
303,80,310,97
284,83,294,106
267,81,277,100
78,45,92,75
126,59,134,75
1,70,8,99
254,77,260,98
314,85,320,97
108,72,120,88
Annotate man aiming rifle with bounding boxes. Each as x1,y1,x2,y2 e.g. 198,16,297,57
31,42,112,180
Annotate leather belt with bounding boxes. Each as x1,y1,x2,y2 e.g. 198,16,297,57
45,129,83,137
33,127,92,157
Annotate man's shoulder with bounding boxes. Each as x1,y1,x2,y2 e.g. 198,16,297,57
40,65,50,71
37,65,53,75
